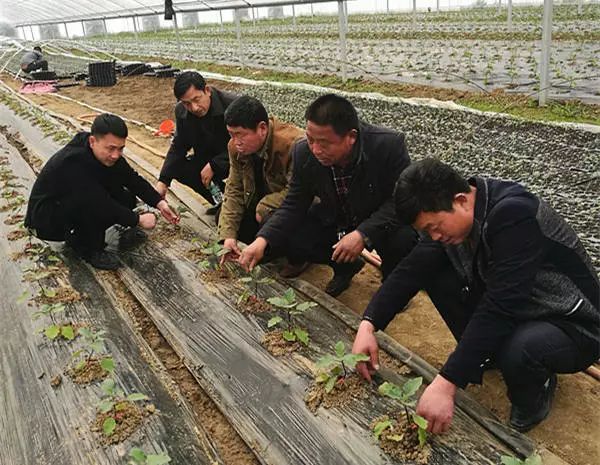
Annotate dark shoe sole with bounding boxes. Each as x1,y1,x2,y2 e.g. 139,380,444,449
509,374,557,432
279,262,310,279
325,260,366,297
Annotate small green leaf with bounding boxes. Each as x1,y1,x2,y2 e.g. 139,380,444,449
296,301,318,312
128,447,146,463
47,255,61,262
342,353,371,369
101,378,116,395
282,330,296,342
267,316,282,328
315,354,336,370
61,325,75,340
75,359,86,371
388,434,404,442
413,413,428,430
373,419,392,440
102,417,116,436
378,381,403,400
334,341,345,358
16,290,29,304
98,399,114,413
283,288,295,303
324,374,337,393
100,357,115,373
78,327,92,339
524,454,542,465
501,457,524,465
147,453,172,465
90,341,105,354
294,328,309,346
417,427,428,448
315,373,330,384
402,377,423,398
127,393,149,402
267,297,293,308
42,288,57,298
239,277,252,283
44,325,60,340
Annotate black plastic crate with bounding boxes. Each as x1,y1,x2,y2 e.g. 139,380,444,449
87,61,116,87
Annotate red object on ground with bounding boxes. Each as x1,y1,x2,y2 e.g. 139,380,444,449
154,119,175,137
19,81,58,94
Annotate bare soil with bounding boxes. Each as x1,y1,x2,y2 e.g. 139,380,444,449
3,213,23,225
372,413,432,464
92,401,146,445
67,356,110,385
261,329,303,357
238,295,272,314
7,229,28,241
6,74,598,465
304,373,370,413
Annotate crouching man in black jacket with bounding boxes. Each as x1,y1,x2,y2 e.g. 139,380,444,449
353,158,600,433
239,94,418,297
25,114,179,270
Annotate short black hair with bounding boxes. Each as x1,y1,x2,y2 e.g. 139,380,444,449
91,113,128,139
394,158,470,225
224,96,269,130
173,71,206,100
33,46,42,52
304,94,359,137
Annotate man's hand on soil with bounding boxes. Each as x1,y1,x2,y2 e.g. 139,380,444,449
138,212,157,229
332,230,365,263
352,320,380,382
157,200,180,224
200,163,214,187
238,237,267,272
416,375,456,434
221,238,241,265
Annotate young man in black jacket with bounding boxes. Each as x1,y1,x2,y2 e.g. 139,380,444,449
353,158,600,433
155,71,238,214
239,94,417,296
25,114,179,270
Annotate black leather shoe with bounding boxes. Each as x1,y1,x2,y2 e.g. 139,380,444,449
205,203,221,216
509,374,557,432
118,226,147,249
86,250,120,270
325,260,365,297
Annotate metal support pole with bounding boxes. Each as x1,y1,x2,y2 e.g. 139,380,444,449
437,0,440,12
578,0,583,15
30,25,35,41
81,21,85,37
292,5,296,26
63,22,69,39
344,1,349,33
173,13,182,60
219,10,224,31
386,0,390,13
338,0,347,82
235,11,243,67
311,4,314,17
539,0,553,106
103,18,108,38
507,0,512,31
252,7,256,27
413,0,417,25
132,16,138,39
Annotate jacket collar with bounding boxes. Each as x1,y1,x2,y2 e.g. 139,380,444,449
206,88,226,118
470,176,490,225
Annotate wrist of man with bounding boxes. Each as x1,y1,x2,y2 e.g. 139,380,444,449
356,229,372,249
432,374,457,396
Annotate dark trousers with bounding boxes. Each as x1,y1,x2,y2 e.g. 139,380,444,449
284,212,418,279
216,209,262,245
34,187,136,253
24,60,48,73
425,254,599,409
175,157,226,206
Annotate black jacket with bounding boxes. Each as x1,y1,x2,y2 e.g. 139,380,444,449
258,122,411,249
363,177,600,388
158,87,238,186
25,132,162,235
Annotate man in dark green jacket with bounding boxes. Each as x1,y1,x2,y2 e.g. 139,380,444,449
25,114,179,270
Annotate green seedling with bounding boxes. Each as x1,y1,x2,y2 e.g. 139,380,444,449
71,327,114,374
97,378,149,437
16,290,29,304
315,341,370,393
198,241,230,271
31,302,76,341
237,265,274,304
377,377,429,447
176,205,190,218
128,447,172,465
501,452,542,465
267,288,317,345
